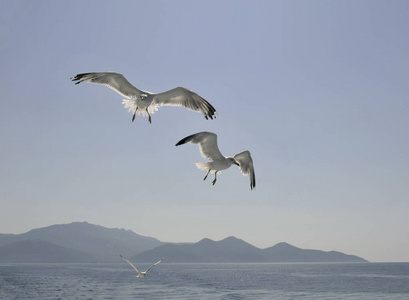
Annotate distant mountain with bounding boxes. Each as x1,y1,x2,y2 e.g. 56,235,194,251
131,237,368,263
262,242,366,263
0,240,96,263
0,222,164,262
0,222,368,263
131,236,266,263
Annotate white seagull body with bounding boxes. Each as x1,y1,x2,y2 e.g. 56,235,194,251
175,131,256,190
71,72,217,123
120,255,164,278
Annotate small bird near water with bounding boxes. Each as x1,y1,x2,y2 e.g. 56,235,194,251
120,255,164,278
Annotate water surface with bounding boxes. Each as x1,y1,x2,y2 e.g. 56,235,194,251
1,262,408,299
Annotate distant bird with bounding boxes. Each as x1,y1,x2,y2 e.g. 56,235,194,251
120,255,164,278
175,131,256,190
71,72,216,123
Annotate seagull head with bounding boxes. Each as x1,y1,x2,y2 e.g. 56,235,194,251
228,157,240,166
140,94,148,101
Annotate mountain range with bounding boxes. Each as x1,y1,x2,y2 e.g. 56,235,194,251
0,222,368,263
0,222,163,262
131,236,366,263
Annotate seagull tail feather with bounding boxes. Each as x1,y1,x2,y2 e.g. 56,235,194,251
122,99,158,118
195,162,217,174
122,99,138,113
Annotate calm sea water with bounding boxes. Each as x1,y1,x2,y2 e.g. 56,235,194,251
1,263,408,299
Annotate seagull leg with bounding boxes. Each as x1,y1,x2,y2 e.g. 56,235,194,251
146,108,151,124
212,171,218,185
203,169,211,181
132,107,137,122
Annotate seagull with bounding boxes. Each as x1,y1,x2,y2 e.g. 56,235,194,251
120,255,164,278
175,131,256,190
71,72,217,123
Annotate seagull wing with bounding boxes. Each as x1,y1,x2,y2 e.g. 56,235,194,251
144,257,164,273
152,87,216,120
233,151,256,190
71,72,144,99
175,132,224,161
120,255,140,273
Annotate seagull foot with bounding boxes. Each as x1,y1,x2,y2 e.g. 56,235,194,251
212,179,217,185
203,169,210,181
148,115,152,124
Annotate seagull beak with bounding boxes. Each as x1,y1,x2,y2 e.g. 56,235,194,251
234,162,239,166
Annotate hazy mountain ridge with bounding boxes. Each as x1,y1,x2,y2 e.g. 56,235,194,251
262,242,366,262
0,240,96,263
0,222,368,263
0,222,164,262
131,237,367,263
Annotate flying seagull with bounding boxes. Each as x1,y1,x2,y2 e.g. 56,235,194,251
71,72,216,123
175,131,256,190
120,255,164,278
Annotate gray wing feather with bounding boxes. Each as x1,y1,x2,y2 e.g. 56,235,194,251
153,87,216,119
144,257,164,273
234,151,256,190
120,255,140,273
71,72,144,99
175,131,224,161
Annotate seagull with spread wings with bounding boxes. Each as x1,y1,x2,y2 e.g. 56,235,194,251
71,72,217,123
120,255,164,278
175,132,256,190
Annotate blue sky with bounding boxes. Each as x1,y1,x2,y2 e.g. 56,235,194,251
1,0,408,262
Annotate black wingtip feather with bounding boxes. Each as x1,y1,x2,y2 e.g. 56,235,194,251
175,138,186,146
251,173,256,190
71,73,92,84
175,133,196,146
200,98,216,120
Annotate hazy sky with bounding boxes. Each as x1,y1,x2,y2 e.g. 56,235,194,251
1,0,408,262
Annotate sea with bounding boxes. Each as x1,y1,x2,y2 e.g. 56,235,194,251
1,262,408,299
